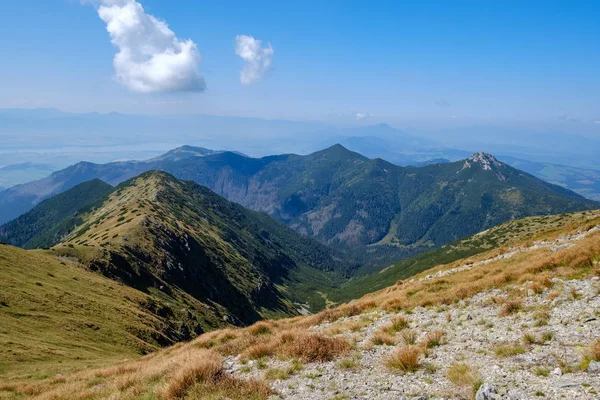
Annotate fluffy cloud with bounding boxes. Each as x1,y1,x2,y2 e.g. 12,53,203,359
96,0,205,93
235,35,274,85
355,112,372,120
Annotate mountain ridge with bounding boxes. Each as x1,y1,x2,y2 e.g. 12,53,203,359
0,146,596,266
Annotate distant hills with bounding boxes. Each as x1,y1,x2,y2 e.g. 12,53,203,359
0,146,597,267
500,156,600,202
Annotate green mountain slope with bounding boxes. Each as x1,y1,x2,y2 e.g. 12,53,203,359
0,179,113,249
0,244,182,380
51,171,354,319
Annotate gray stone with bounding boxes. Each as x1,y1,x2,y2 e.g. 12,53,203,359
476,384,498,400
588,360,600,373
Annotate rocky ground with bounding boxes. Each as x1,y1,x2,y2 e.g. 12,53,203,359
224,230,600,400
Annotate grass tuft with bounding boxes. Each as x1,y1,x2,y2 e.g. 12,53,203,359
385,345,423,374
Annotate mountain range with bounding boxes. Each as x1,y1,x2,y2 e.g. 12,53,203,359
0,146,597,268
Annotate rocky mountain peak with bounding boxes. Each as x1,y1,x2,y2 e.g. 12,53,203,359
462,152,504,172
468,152,502,170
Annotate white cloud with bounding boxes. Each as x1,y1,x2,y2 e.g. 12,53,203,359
96,0,205,93
355,112,372,120
594,120,600,125
235,35,273,85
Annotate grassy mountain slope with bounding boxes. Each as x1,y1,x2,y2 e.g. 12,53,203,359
0,171,358,381
335,209,600,301
52,171,353,321
0,245,177,381
0,179,113,249
5,209,599,399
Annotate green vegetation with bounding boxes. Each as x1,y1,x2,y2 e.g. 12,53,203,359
0,244,170,381
0,179,113,248
2,146,596,270
331,210,600,301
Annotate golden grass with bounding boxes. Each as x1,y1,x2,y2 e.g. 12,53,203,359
587,339,600,362
446,362,480,387
499,299,523,316
385,345,423,373
248,321,273,336
0,346,270,400
239,330,351,363
382,316,410,334
401,329,418,345
422,330,445,348
494,343,526,357
324,315,373,335
371,330,396,346
579,339,600,370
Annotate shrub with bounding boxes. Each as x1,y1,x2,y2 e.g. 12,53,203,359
385,345,422,374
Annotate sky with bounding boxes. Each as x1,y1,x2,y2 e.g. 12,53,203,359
0,0,599,132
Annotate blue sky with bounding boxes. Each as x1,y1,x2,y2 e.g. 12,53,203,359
0,0,598,131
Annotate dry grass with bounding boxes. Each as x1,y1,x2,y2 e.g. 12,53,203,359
446,362,480,387
240,330,350,363
353,223,600,316
422,330,445,348
0,347,271,400
591,339,600,361
547,290,561,301
494,342,526,357
371,330,396,346
446,362,482,399
278,332,351,362
499,299,523,316
579,339,600,370
401,329,418,345
385,345,423,374
248,321,273,336
324,315,373,335
386,316,410,333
